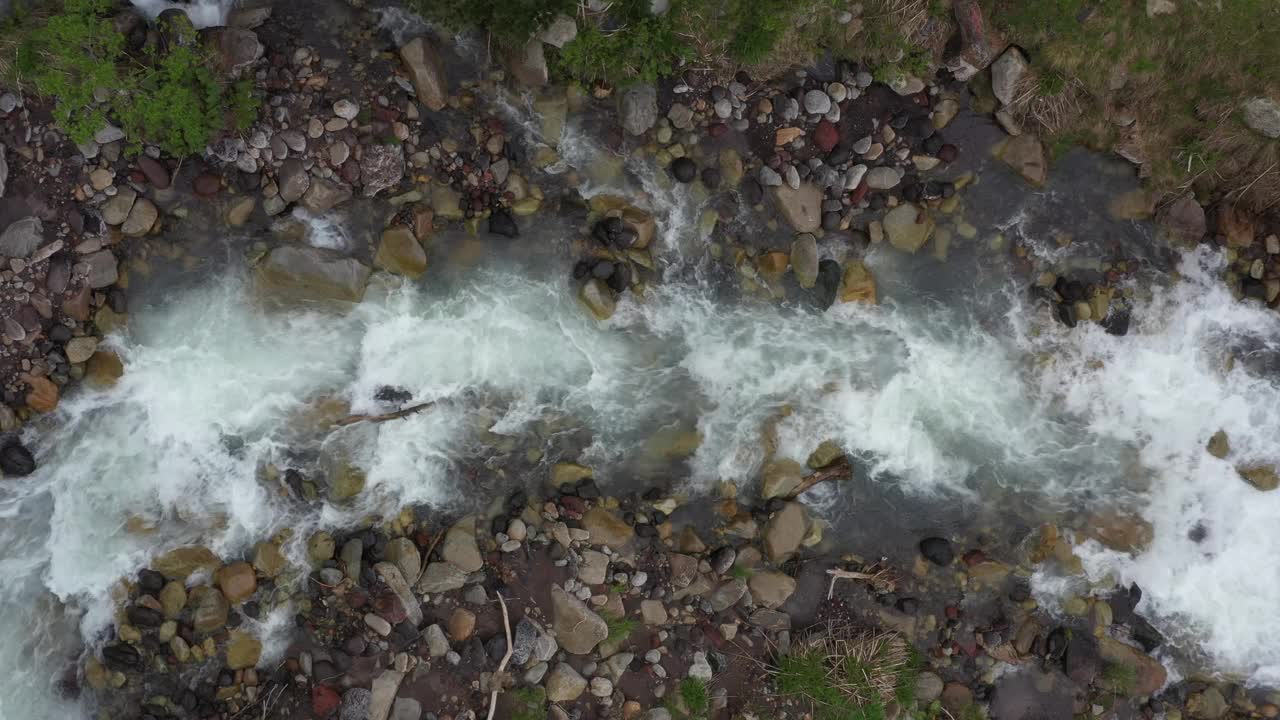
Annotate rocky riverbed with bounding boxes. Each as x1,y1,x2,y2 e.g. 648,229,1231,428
3,1,1280,720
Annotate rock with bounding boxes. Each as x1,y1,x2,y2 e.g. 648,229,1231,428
339,688,372,720
688,652,713,681
790,234,819,288
308,531,336,563
277,159,310,203
580,278,616,320
204,27,263,76
508,38,548,87
620,85,658,136
803,90,832,115
1146,0,1176,16
919,537,954,566
916,672,944,703
227,196,255,226
448,607,476,640
865,166,901,190
489,209,519,238
399,38,447,110
671,157,697,183
423,624,450,657
1109,189,1156,220
1157,194,1205,245
998,134,1048,186
159,582,186,618
0,144,5,197
225,630,261,669
546,662,587,701
64,337,98,364
0,443,35,476
512,617,557,666
941,683,973,713
341,539,363,582
256,245,371,303
193,589,230,634
416,562,467,593
934,98,960,129
441,516,483,572
375,562,423,626
1188,688,1229,719
82,250,118,288
216,562,257,604
94,125,125,144
761,458,804,499
251,542,286,578
1098,637,1165,695
882,203,935,253
1219,204,1255,248
590,676,613,697
1083,512,1153,552
640,599,668,625
748,571,797,609
578,550,609,585
991,47,1029,105
813,120,840,152
771,182,823,233
718,149,744,187
89,168,114,191
360,145,405,197
540,14,578,47
1064,633,1100,685
25,376,58,413
1238,465,1280,491
763,502,808,561
384,538,421,584
390,697,421,720
1243,97,1280,139
582,507,634,548
375,226,427,278
1206,430,1230,459
0,217,42,258
102,188,137,226
154,546,220,580
551,585,608,654
667,103,694,130
301,176,352,213
365,613,392,636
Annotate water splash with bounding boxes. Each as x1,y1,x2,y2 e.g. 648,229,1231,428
128,0,235,28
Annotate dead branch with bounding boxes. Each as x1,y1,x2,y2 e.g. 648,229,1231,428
333,400,435,427
486,592,514,720
826,568,877,599
785,457,852,499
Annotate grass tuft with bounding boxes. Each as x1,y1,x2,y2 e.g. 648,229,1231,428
605,615,639,644
774,622,914,720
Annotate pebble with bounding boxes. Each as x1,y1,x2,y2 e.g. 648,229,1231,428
364,614,392,636
855,71,874,88
333,99,359,120
590,677,613,697
758,167,782,187
803,90,831,115
827,82,848,103
713,99,732,119
852,136,873,154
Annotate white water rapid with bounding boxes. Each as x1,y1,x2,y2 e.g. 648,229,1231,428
127,0,235,28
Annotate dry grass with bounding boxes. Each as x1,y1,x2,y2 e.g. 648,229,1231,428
775,620,913,714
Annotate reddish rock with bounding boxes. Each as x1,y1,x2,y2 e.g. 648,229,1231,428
962,549,988,566
373,591,407,625
312,685,341,717
938,144,959,163
193,174,221,196
813,120,839,153
560,496,587,516
137,156,171,189
707,122,728,138
848,179,869,204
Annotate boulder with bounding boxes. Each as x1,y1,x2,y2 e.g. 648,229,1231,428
368,670,405,720
791,233,819,289
919,537,954,566
578,550,609,585
374,562,423,626
203,27,263,77
1243,97,1280,139
384,538,421,584
998,134,1048,186
159,581,186,618
707,578,748,612
1218,204,1255,248
416,562,467,593
440,516,483,573
1097,637,1165,696
193,589,230,634
1238,465,1280,491
763,502,808,561
0,442,35,476
539,14,578,47
508,39,548,87
225,630,261,669
83,250,118,288
301,176,352,213
374,226,427,278
360,145,405,197
1083,512,1153,552
251,542,286,578
1187,687,1229,719
761,458,804,499
215,562,257,604
257,245,371,303
102,188,138,226
0,217,42,258
580,278,616,320
991,47,1029,105
882,203,935,253
620,85,658,136
1156,194,1205,245
839,261,877,304
581,507,634,548
748,571,797,609
400,38,448,110
771,182,823,233
277,159,310,203
308,531,336,563
551,585,608,654
153,546,220,580
546,662,587,702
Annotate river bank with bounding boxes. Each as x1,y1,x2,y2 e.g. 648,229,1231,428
1,1,1279,720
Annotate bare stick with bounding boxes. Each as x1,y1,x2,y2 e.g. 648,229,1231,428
333,400,436,427
486,592,514,720
786,457,852,499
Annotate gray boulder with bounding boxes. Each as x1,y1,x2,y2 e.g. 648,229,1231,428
0,217,42,258
620,85,658,136
256,245,371,303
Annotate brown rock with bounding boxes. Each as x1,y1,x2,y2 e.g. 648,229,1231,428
24,375,58,413
86,351,124,387
748,571,797,609
941,682,974,712
1238,465,1280,491
771,182,823,233
411,205,434,240
251,542,287,578
448,608,476,641
159,581,187,618
997,134,1048,186
225,630,262,670
136,156,171,189
153,545,220,580
193,588,230,634
550,585,608,654
1218,205,1255,248
1083,512,1154,553
757,251,789,274
374,226,427,278
1098,637,1166,696
763,502,809,561
581,507,634,549
216,562,257,604
399,38,448,111
839,261,877,304
1157,194,1206,246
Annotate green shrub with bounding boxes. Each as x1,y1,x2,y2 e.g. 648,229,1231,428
723,0,793,65
509,686,548,720
679,678,710,715
556,2,689,86
605,615,639,644
8,0,258,157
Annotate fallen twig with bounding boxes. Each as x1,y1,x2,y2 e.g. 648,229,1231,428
486,592,514,720
785,457,852,499
826,568,877,599
333,400,435,427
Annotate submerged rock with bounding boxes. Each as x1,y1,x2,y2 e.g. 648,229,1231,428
997,135,1048,186
919,537,954,566
0,442,35,476
257,245,372,303
374,226,427,278
619,85,658,136
882,203,935,253
579,278,616,320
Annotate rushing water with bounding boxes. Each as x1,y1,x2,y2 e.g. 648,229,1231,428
4,9,1280,718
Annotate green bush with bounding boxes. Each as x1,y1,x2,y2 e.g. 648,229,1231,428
722,0,793,65
556,1,689,86
509,686,548,720
9,0,258,157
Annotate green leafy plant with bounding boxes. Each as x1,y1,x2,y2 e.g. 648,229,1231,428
605,615,639,644
723,0,793,65
730,565,753,580
665,677,712,719
6,0,259,157
509,686,548,720
408,0,575,47
556,5,690,86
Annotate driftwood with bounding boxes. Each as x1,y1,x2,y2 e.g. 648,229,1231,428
785,456,853,499
486,592,514,720
333,400,436,427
